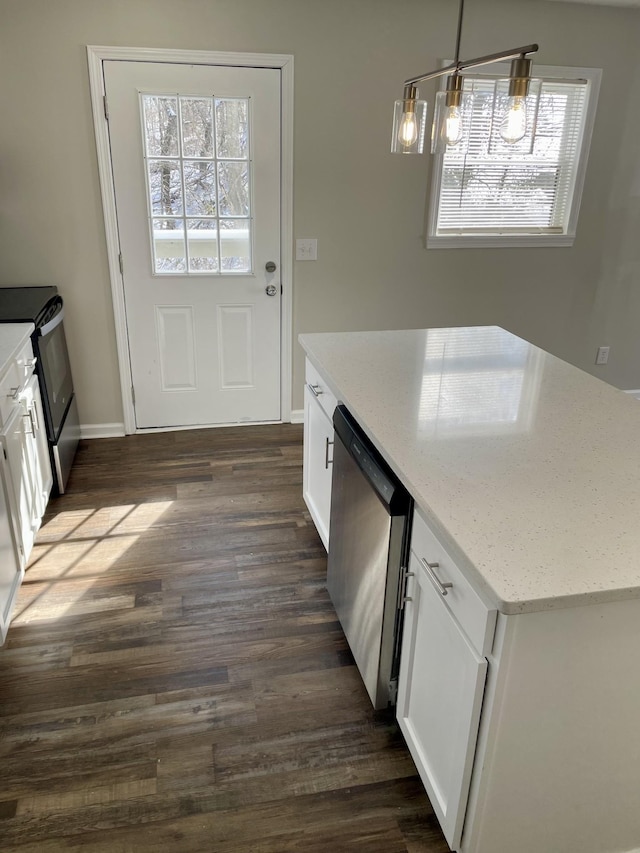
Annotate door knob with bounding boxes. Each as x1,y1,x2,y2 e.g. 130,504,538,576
265,284,278,296
265,261,277,273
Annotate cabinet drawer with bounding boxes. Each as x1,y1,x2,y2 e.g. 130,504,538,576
0,362,22,428
15,340,36,387
305,359,338,422
0,340,35,428
411,509,496,656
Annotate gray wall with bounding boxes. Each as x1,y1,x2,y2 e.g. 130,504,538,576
1,0,639,429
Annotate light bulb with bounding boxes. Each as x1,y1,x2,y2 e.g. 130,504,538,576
391,88,426,154
500,95,527,144
398,110,419,148
444,105,463,146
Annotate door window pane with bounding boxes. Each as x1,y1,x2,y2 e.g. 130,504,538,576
141,93,251,276
217,162,249,216
215,98,248,159
220,219,251,272
183,161,216,216
152,219,186,273
147,160,183,216
143,97,179,157
186,219,219,272
180,98,214,158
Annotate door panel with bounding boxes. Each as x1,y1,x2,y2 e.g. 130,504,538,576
217,305,254,388
156,306,197,391
103,61,281,428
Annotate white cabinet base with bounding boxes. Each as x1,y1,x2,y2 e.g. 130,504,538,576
0,326,52,644
302,359,337,550
0,453,22,644
398,550,488,851
463,599,640,853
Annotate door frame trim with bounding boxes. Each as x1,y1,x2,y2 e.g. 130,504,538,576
87,45,294,434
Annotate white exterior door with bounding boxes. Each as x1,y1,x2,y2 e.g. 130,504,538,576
103,61,281,429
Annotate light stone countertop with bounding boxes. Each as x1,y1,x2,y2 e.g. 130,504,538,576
0,323,34,377
300,326,640,615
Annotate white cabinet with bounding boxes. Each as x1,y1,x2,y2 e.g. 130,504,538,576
0,326,52,642
397,509,496,851
3,400,35,560
302,359,337,550
0,453,21,644
300,334,640,853
24,373,53,521
4,374,52,559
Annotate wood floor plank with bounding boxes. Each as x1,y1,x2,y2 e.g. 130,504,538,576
0,425,448,852
16,778,158,817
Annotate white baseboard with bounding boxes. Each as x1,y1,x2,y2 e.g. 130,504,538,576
80,416,305,438
624,390,640,400
80,423,126,439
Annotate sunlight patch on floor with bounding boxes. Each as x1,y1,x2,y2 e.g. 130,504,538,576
12,501,174,623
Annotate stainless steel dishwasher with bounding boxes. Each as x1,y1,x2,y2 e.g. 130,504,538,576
327,405,412,710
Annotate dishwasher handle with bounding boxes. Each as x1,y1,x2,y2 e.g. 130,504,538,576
333,405,410,515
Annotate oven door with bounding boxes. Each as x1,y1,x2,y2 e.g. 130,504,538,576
35,307,74,441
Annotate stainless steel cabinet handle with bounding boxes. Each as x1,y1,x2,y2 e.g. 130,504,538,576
399,568,415,607
420,557,453,596
307,383,323,397
23,411,35,436
30,402,39,432
7,387,20,400
20,357,37,369
325,437,334,469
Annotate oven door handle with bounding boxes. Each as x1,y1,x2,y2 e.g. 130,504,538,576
39,306,65,337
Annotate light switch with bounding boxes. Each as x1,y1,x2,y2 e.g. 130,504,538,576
296,238,318,261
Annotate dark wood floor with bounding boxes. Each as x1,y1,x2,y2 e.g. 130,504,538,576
0,425,449,852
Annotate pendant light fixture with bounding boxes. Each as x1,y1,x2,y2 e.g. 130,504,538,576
500,57,533,143
431,1,472,153
391,0,539,155
391,85,428,154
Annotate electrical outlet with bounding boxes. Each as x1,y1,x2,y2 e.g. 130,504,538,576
596,346,610,365
296,238,318,261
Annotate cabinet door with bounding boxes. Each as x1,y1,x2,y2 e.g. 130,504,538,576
302,385,334,549
24,375,52,517
3,401,37,563
397,552,487,850
0,454,22,644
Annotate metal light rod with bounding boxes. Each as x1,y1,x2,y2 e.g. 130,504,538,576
404,43,539,87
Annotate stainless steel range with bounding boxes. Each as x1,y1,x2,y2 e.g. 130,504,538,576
0,286,79,494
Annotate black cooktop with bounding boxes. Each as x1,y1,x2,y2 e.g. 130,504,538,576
0,286,60,326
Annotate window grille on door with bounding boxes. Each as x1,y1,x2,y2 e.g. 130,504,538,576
140,94,252,274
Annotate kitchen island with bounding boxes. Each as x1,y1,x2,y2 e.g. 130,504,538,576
300,326,640,853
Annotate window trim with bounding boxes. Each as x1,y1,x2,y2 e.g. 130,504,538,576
426,64,602,249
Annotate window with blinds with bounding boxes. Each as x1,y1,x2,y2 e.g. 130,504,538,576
427,65,601,248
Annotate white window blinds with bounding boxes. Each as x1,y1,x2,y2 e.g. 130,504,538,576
428,66,600,247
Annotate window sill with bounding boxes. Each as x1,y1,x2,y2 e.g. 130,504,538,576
426,234,576,249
